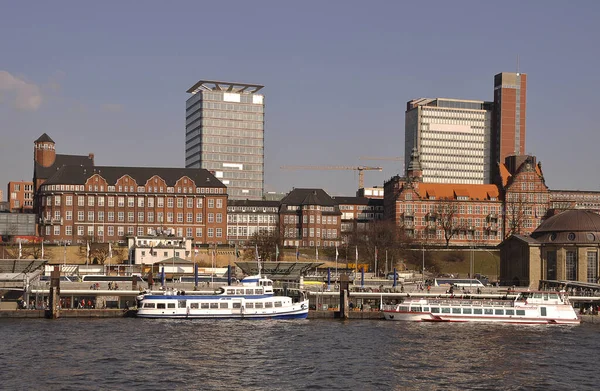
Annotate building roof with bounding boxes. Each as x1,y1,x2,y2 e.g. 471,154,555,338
187,80,264,94
533,210,600,233
498,163,511,187
280,188,338,207
332,196,383,206
42,165,226,188
34,154,95,182
228,199,280,208
35,133,55,143
415,183,500,201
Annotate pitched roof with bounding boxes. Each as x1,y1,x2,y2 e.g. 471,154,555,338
498,163,511,187
415,183,500,201
34,154,95,182
280,188,337,207
35,133,55,143
43,165,225,188
332,196,383,206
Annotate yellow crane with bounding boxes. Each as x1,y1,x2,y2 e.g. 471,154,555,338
280,165,383,189
359,156,404,173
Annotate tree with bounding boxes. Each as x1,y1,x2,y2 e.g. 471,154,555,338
433,199,463,248
245,225,281,263
505,192,528,237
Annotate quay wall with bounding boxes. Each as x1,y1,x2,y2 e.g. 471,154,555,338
1,309,599,323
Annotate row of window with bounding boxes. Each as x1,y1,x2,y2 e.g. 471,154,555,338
228,215,277,224
42,184,225,195
400,204,501,215
282,228,338,239
45,210,223,224
43,195,224,209
283,215,338,224
403,306,526,316
45,225,223,238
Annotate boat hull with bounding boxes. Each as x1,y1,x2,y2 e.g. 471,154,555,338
382,310,580,324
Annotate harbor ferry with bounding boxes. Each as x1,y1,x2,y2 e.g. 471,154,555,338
382,291,580,324
136,274,309,320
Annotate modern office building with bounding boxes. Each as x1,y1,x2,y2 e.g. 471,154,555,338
405,98,493,184
185,80,265,200
491,72,527,179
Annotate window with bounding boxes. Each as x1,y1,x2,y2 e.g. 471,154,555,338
177,198,183,208
177,213,183,223
208,199,214,208
167,198,173,208
78,196,85,206
196,198,203,208
88,196,94,207
77,226,84,236
66,211,72,221
147,198,154,208
138,212,144,222
87,211,94,222
157,197,164,207
196,228,202,237
108,197,114,207
208,228,214,237
118,226,124,236
65,196,72,206
566,251,577,281
186,228,192,237
87,226,94,236
167,212,173,222
187,213,193,223
54,226,60,236
128,197,134,207
216,213,222,223
216,199,223,208
78,211,84,221
98,196,105,207
118,212,124,222
208,213,214,223
128,212,134,222
216,228,222,237
98,211,104,222
108,212,114,222
118,197,124,207
196,213,202,223
187,198,193,208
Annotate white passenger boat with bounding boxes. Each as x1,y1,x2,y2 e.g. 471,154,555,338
382,291,580,324
136,274,309,320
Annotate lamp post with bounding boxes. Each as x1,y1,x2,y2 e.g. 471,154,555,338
422,243,425,286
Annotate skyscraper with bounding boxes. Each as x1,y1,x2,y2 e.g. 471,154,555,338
185,80,265,200
491,72,527,178
404,98,493,184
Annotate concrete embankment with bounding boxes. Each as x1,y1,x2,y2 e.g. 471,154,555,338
1,310,599,323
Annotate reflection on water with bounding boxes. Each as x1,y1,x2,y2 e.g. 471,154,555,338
0,318,598,390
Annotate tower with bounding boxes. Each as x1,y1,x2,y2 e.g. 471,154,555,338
491,72,527,181
34,133,56,168
185,80,265,200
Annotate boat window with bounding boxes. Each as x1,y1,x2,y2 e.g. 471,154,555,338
474,308,482,314
274,302,282,307
255,303,263,308
265,302,273,308
541,307,547,316
210,303,218,309
441,308,450,313
484,308,493,315
463,308,472,314
167,303,175,309
190,303,199,309
143,303,155,309
431,307,440,313
219,303,228,309
245,289,252,295
422,307,429,312
452,308,461,314
533,293,542,299
410,306,421,312
201,303,209,309
226,289,235,294
178,300,186,308
543,294,549,301
235,289,243,295
506,309,514,315
495,309,504,315
549,293,559,300
516,310,525,316
246,303,254,309
255,289,263,294
232,302,241,308
157,303,166,309
398,306,409,312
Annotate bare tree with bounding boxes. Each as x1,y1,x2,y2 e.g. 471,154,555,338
505,192,528,237
433,199,462,248
245,225,281,262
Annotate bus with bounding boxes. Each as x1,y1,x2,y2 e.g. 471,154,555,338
81,275,145,282
433,278,485,288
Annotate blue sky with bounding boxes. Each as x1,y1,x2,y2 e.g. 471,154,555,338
2,0,599,199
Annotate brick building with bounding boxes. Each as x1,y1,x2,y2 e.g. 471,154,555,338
7,181,34,212
33,134,227,245
279,188,341,248
332,196,384,244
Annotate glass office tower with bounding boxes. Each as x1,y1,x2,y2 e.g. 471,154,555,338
186,80,265,200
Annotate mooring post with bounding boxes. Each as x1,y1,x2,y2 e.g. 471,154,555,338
339,273,350,319
46,266,60,319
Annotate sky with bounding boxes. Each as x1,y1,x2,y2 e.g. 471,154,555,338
1,0,600,200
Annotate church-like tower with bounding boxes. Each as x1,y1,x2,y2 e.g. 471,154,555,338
34,133,56,168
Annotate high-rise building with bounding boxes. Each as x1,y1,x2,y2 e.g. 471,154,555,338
491,72,527,180
405,98,493,184
185,80,265,200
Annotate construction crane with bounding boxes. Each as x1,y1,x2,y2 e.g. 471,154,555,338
360,156,404,173
280,166,383,189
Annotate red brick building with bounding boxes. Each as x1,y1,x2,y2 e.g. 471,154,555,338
33,134,227,245
7,181,34,212
332,196,384,244
279,188,342,248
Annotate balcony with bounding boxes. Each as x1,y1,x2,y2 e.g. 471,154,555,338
39,217,63,226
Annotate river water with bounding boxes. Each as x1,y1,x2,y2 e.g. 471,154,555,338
0,318,598,390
